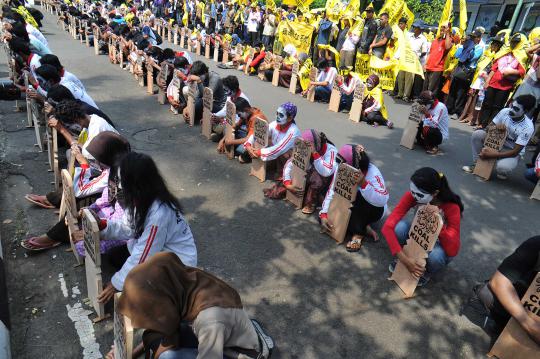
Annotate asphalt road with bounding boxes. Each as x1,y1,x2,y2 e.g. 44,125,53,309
0,10,539,359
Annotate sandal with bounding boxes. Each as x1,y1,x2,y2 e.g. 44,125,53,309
426,147,439,155
301,205,315,214
25,194,55,209
21,237,61,252
346,237,363,252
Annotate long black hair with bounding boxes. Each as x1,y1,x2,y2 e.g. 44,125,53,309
119,152,183,238
411,167,464,213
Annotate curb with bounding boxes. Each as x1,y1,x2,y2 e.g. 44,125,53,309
0,230,11,359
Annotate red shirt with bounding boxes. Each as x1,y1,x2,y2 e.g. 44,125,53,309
488,54,526,91
425,38,449,72
381,192,461,257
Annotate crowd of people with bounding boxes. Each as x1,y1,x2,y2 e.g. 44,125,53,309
1,0,540,357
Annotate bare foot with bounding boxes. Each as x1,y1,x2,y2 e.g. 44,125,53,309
366,225,379,242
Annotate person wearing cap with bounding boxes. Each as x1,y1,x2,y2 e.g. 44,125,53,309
359,7,377,54
362,74,393,128
337,66,360,112
446,30,484,120
320,144,388,252
336,18,359,67
415,90,449,155
369,12,392,59
304,58,337,103
402,21,429,100
423,22,453,97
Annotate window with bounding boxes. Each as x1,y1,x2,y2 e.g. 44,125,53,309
515,2,540,35
474,5,502,33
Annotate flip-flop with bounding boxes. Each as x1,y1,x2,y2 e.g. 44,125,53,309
301,205,315,214
346,238,363,252
24,194,55,209
21,237,61,252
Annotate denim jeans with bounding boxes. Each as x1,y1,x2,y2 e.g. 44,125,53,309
235,128,247,155
315,86,331,103
394,219,452,276
159,348,198,359
525,167,539,184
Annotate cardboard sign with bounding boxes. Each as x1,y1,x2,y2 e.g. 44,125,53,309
326,164,360,243
84,21,90,47
473,126,507,181
222,41,229,64
24,73,43,151
186,29,193,52
196,39,201,56
244,48,255,75
82,209,106,320
399,102,423,149
60,169,83,265
213,40,220,62
328,79,341,112
136,55,144,87
146,59,154,95
114,293,134,359
285,139,311,209
173,25,179,45
93,26,99,55
180,27,186,48
272,55,282,86
167,23,172,43
289,61,299,94
187,82,197,127
389,204,444,298
488,272,540,359
205,36,210,59
349,81,365,123
250,117,269,182
201,87,213,139
158,62,170,105
52,128,60,190
531,181,540,201
307,67,318,102
118,41,124,68
168,74,181,115
225,101,236,160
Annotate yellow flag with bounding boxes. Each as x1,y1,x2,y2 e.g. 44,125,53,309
459,0,467,36
317,44,340,69
282,0,297,7
342,0,360,19
277,20,315,54
266,0,276,11
299,58,313,91
438,0,453,36
393,25,424,78
325,0,345,23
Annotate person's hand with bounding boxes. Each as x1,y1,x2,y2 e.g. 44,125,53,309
71,143,82,156
71,229,84,243
419,104,429,115
247,146,259,158
97,282,117,304
404,257,426,278
3,32,12,41
479,147,497,159
44,102,54,115
217,138,226,153
47,117,59,128
353,171,364,186
182,107,190,120
187,74,201,83
495,124,506,132
27,88,39,99
320,217,334,233
105,346,115,359
522,316,540,345
285,183,303,196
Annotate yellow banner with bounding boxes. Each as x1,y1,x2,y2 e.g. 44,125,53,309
277,20,315,55
354,53,398,91
379,0,413,28
438,0,453,36
354,53,371,80
393,25,424,78
299,58,313,91
459,0,467,36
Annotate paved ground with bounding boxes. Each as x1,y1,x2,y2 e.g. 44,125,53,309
0,10,539,359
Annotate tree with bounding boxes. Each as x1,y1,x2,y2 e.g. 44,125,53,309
405,0,446,25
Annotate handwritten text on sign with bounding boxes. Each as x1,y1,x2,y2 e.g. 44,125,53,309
334,164,359,201
82,213,98,265
410,205,442,251
226,101,235,126
291,139,311,171
203,87,213,110
253,118,268,149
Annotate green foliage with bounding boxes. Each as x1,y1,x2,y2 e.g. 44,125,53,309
310,0,328,9
405,0,446,25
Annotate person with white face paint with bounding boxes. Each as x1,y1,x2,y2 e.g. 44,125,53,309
463,94,536,180
382,167,464,286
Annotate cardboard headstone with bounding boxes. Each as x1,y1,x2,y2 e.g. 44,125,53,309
157,62,170,104
213,40,220,62
201,87,213,139
328,78,341,112
349,81,365,123
488,272,540,358
146,59,154,95
187,81,197,127
531,182,540,201
285,139,311,209
79,19,84,43
173,25,179,45
118,41,124,68
250,117,269,182
167,23,172,43
389,204,443,298
84,21,90,46
180,27,186,48
93,26,99,55
196,38,201,56
136,55,144,87
24,73,43,151
205,36,211,59
473,126,507,181
326,164,360,243
114,293,134,359
289,61,299,94
222,41,229,64
307,67,318,102
271,55,282,86
82,209,106,320
258,52,272,80
399,101,423,149
59,169,83,265
168,75,181,115
244,48,255,75
224,101,236,160
52,128,60,189
186,29,193,52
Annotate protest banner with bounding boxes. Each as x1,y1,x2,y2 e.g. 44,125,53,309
400,102,423,149
250,117,269,182
286,139,311,209
473,126,507,180
277,20,314,54
201,87,213,139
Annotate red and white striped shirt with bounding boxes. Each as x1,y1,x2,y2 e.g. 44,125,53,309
245,121,301,161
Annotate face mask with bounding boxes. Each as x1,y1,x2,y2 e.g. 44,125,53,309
509,103,525,119
224,87,232,97
410,182,434,204
276,107,288,125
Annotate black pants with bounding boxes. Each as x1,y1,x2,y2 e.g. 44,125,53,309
348,194,385,236
47,217,70,243
416,123,443,148
249,31,258,46
107,243,130,271
339,93,353,112
479,87,511,128
46,190,63,208
423,71,443,98
363,111,386,125
446,76,471,116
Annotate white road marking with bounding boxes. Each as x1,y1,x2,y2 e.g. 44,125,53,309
58,273,68,298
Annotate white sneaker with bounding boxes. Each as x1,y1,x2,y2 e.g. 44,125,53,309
496,173,508,180
462,165,475,173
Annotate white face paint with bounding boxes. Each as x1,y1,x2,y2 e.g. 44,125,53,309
276,107,288,125
508,102,525,120
410,181,434,204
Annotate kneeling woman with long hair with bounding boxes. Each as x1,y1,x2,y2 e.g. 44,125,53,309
382,167,463,286
96,152,198,304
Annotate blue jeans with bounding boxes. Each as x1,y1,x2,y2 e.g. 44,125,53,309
235,128,247,155
525,167,539,184
394,220,452,276
159,348,198,359
315,86,331,103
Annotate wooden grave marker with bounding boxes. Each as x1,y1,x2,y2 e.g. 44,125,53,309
24,73,43,151
82,209,107,321
307,67,318,102
186,29,193,52
328,78,341,112
173,25,179,45
213,39,220,62
473,126,507,181
136,54,144,87
201,87,213,139
167,22,172,43
78,19,84,43
196,37,201,56
222,41,230,64
224,101,236,160
244,48,255,75
168,74,181,115
271,55,282,86
93,26,99,55
84,21,90,46
157,62,169,105
250,117,269,182
114,293,134,359
488,272,540,359
59,169,83,265
289,61,299,94
531,182,540,201
146,58,154,95
399,101,423,149
349,81,365,123
259,52,272,81
205,36,211,59
325,163,360,243
285,139,312,209
180,27,186,48
389,204,443,298
118,41,125,68
187,81,197,127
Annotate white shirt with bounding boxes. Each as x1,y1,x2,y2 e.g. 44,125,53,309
422,101,449,140
492,108,534,155
408,32,428,66
316,67,338,90
26,23,48,46
283,143,338,183
62,70,86,92
245,121,301,161
61,79,99,109
262,14,276,36
342,34,359,52
247,11,261,32
84,114,118,151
